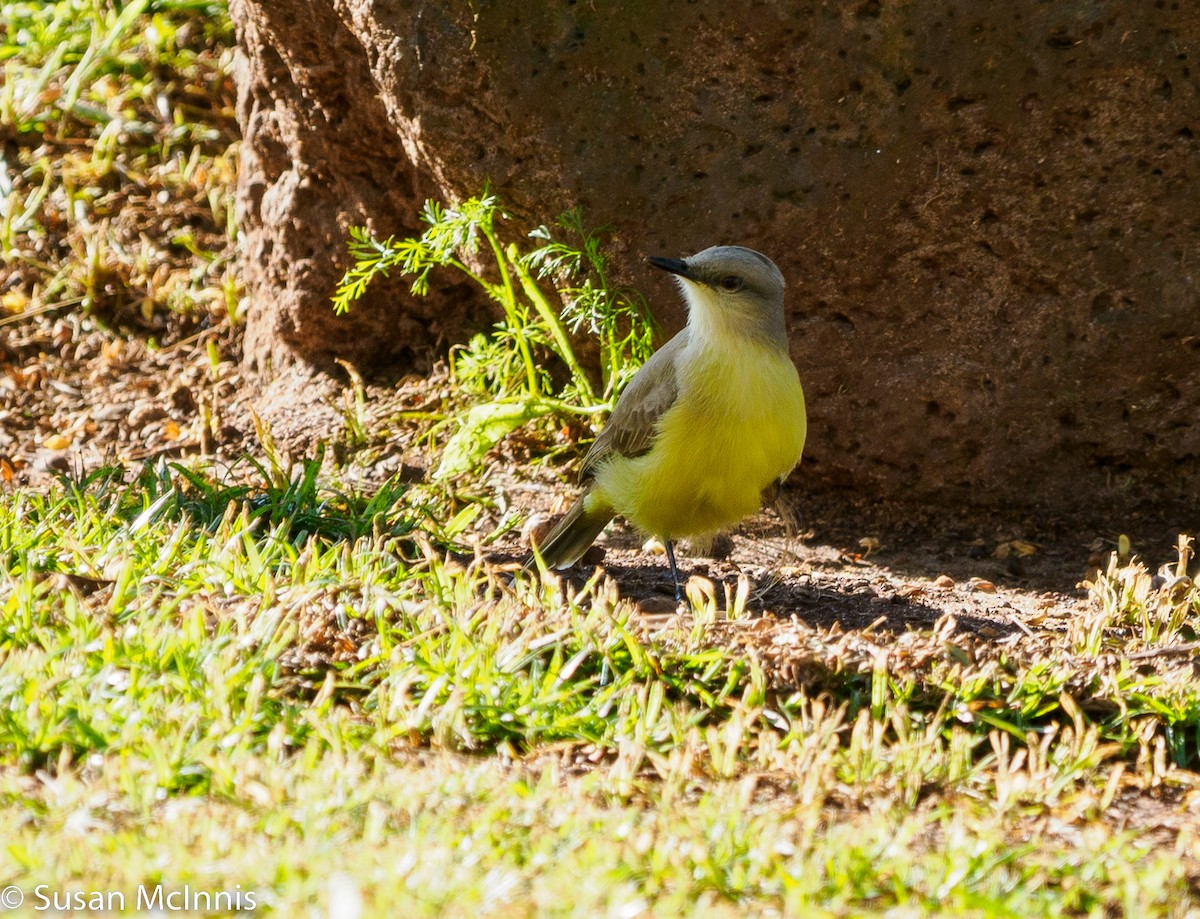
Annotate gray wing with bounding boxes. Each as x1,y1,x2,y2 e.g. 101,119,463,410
579,329,687,481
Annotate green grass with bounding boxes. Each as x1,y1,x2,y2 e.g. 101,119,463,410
1,464,1198,914
1,0,237,330
1,754,1186,917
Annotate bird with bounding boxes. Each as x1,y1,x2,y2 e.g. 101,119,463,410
529,245,807,601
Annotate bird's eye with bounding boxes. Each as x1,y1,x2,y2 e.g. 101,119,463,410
720,275,743,292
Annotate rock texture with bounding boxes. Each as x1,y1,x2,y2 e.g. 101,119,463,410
230,0,1200,514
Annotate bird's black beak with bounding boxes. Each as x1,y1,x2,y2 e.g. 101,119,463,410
647,255,691,278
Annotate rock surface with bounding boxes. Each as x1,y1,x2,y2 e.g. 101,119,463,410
229,0,1199,515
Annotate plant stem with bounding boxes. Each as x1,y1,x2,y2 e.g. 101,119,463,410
444,258,489,292
531,396,611,417
481,230,540,399
511,247,597,405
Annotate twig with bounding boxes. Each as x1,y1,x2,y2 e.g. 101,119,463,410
1125,641,1200,662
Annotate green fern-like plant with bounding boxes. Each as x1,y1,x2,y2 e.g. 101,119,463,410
333,193,655,479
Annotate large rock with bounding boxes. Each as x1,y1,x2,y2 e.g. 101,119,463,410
229,0,1200,514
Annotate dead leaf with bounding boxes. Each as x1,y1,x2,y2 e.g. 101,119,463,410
993,539,1039,559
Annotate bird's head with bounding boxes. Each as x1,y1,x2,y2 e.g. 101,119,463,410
648,245,787,343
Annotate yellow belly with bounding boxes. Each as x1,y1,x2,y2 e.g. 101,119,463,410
592,342,806,540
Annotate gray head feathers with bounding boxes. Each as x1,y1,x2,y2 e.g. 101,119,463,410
648,245,788,343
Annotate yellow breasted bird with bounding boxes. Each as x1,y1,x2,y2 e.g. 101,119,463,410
531,245,806,600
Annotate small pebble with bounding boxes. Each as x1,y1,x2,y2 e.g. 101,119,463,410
637,595,681,614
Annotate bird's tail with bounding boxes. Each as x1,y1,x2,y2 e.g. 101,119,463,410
527,493,613,571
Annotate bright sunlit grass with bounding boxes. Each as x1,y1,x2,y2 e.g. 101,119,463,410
1,0,237,327
1,461,1198,913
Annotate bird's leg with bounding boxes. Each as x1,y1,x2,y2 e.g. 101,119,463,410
665,539,683,604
